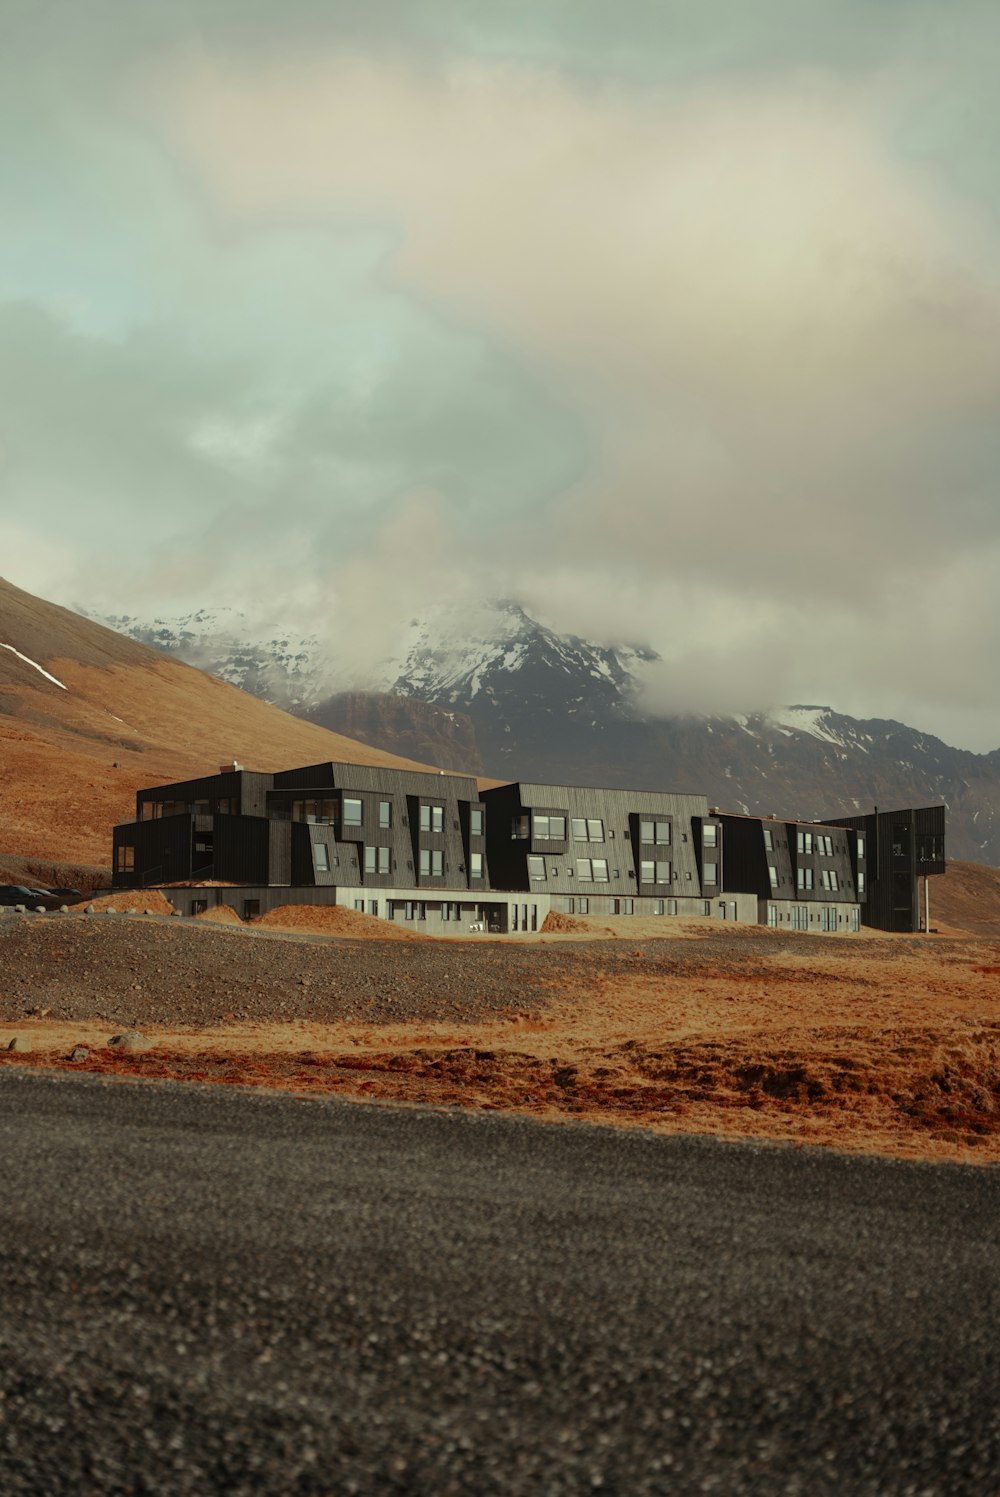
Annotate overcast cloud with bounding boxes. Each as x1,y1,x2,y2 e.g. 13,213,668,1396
2,1,999,748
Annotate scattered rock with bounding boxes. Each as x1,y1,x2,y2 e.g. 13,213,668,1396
105,908,119,916
33,905,46,914
69,1046,90,1062
125,908,138,916
7,1037,31,1053
108,1031,151,1052
85,905,96,914
14,904,26,913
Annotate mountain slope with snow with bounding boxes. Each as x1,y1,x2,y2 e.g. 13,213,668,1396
97,599,1000,865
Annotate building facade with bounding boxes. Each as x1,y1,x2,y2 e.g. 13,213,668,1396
112,760,945,934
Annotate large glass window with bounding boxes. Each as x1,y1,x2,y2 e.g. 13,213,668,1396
293,798,337,824
365,846,390,874
533,815,566,840
640,820,671,845
342,797,362,827
420,805,444,833
470,808,483,837
527,855,546,881
419,849,444,876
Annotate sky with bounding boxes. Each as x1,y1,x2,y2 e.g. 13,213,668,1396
2,0,1000,750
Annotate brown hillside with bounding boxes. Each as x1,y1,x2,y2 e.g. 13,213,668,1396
0,577,448,866
931,859,1000,937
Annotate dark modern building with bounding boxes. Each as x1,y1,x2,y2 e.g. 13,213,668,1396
112,759,944,934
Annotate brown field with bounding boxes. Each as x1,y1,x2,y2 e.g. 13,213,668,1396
2,912,998,1166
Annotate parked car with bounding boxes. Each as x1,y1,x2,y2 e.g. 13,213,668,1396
47,888,83,904
0,885,65,910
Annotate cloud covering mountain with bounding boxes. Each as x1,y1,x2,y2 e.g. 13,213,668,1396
4,1,1000,749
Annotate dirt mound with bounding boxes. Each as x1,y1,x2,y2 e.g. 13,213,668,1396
195,904,244,924
71,890,176,916
540,912,589,933
252,904,430,941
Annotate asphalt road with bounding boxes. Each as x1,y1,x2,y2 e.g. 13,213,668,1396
0,1072,996,1495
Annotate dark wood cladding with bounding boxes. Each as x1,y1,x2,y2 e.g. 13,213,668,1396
112,759,945,933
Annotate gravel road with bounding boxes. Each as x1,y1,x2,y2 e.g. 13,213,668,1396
0,909,938,1029
1,1069,997,1494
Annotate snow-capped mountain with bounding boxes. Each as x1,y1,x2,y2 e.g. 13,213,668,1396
95,601,1000,866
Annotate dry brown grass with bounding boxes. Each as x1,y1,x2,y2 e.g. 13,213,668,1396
4,925,999,1164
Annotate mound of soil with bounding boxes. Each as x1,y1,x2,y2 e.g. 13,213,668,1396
253,904,430,941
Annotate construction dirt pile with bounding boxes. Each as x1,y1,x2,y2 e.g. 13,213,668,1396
253,904,430,940
1,911,998,1165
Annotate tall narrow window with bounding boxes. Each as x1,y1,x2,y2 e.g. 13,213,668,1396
703,862,718,884
315,844,330,873
343,797,362,827
379,800,392,829
470,808,483,837
703,824,718,848
527,855,546,881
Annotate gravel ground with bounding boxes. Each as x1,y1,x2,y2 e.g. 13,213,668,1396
1,1070,997,1496
0,910,930,1029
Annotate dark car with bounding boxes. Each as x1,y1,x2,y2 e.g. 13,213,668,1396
0,885,65,910
47,888,83,904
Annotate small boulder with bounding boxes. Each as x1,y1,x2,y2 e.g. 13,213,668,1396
14,904,26,913
69,1046,90,1062
33,905,46,914
108,1031,151,1053
85,904,96,914
104,907,119,916
7,1037,31,1053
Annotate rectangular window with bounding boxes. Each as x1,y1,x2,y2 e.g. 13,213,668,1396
378,846,391,875
640,860,654,882
470,852,483,879
797,867,814,890
378,800,392,829
470,808,483,837
365,845,376,874
369,901,378,917
654,899,665,915
829,870,839,891
857,870,865,894
703,824,718,847
315,844,330,872
703,862,718,884
405,901,414,920
354,899,365,912
857,835,866,858
796,830,813,854
587,819,605,842
640,820,672,845
768,864,778,888
656,860,671,883
116,845,135,872
511,814,530,839
578,898,589,914
419,849,444,877
793,905,809,930
667,899,678,915
342,797,363,827
592,858,609,882
420,804,444,833
851,908,860,931
763,828,774,851
415,902,426,920
243,900,260,920
623,898,634,914
527,855,546,881
571,817,587,840
702,900,711,916
533,814,565,840
767,903,778,927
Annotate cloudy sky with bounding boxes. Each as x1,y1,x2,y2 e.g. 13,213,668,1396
3,1,1000,749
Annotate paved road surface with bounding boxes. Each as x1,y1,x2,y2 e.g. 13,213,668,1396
0,1070,996,1494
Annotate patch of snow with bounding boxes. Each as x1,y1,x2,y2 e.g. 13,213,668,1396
0,643,68,690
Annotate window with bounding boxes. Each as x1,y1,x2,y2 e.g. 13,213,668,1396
623,898,633,915
420,805,444,833
851,909,860,932
315,844,330,872
527,855,546,881
470,808,483,837
342,797,363,827
369,901,379,917
818,835,833,856
640,860,654,882
822,907,838,931
857,835,866,859
797,867,814,890
116,845,135,872
640,820,671,845
578,898,589,914
641,860,672,883
857,871,865,894
763,828,774,851
470,852,484,879
292,798,338,824
364,846,392,875
793,905,809,930
512,815,530,839
584,819,605,842
821,870,839,891
533,815,566,840
571,817,587,840
917,833,944,863
768,864,778,889
667,899,678,915
354,899,365,912
767,904,778,927
701,900,711,916
703,862,718,884
654,899,664,915
378,800,392,829
415,902,426,920
419,849,444,877
796,830,813,854
576,858,609,881
703,824,718,847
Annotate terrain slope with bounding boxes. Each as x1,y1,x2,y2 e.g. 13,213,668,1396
0,577,441,867
2,911,997,1165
